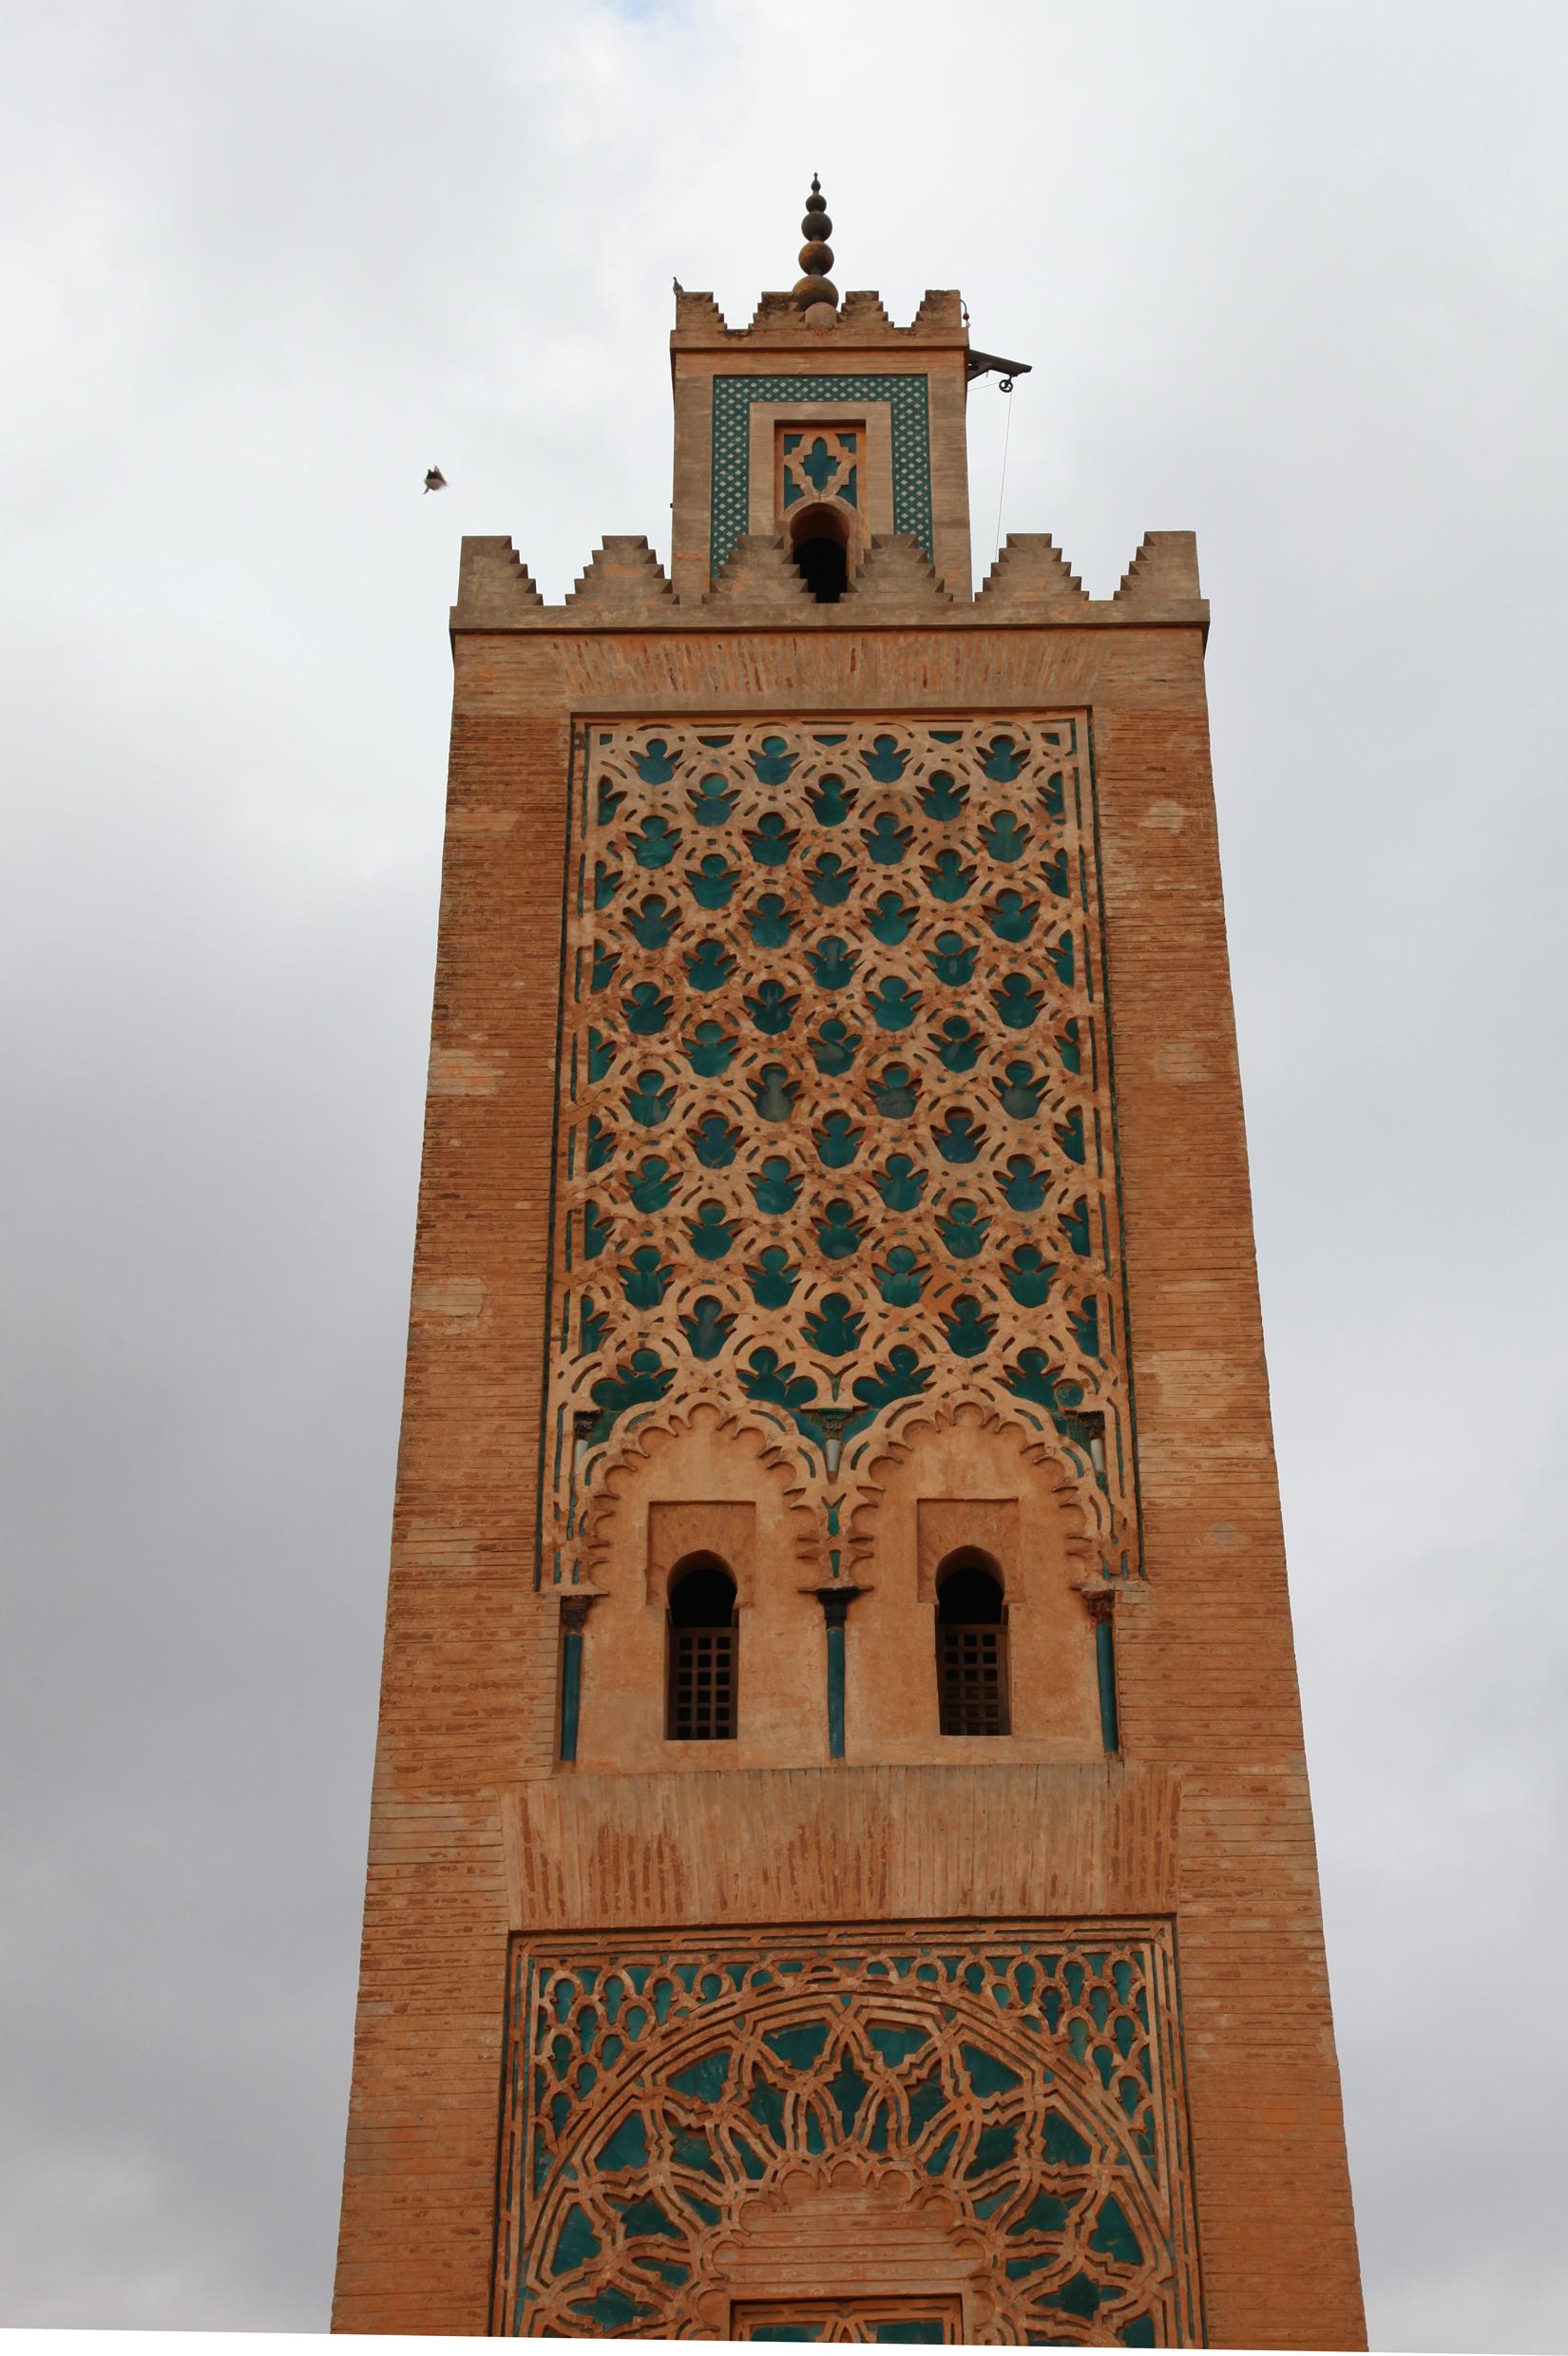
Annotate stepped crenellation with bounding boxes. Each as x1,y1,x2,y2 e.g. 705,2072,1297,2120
674,285,966,344
977,532,1089,611
562,534,678,610
451,528,1206,629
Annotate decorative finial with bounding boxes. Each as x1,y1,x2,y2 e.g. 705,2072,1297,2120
792,172,838,316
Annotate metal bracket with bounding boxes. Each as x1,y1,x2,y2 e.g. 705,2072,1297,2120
966,347,1033,392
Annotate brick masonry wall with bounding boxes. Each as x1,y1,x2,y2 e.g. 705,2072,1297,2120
332,621,1365,2347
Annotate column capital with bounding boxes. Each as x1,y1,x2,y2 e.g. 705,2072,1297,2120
803,1581,871,1628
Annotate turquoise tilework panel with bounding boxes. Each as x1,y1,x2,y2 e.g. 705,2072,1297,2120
710,374,933,576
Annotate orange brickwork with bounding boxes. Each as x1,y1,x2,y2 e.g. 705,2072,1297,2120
334,201,1364,2346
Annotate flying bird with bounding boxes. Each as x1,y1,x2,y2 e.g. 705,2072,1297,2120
423,466,448,494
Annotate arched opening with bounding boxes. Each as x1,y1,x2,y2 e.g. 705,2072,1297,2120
789,503,850,603
667,1554,737,1740
935,1550,1009,1736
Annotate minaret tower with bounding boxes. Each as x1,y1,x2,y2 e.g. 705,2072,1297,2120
334,186,1365,2347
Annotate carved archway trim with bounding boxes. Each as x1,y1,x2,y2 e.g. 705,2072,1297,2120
581,1397,819,1586
845,1400,1096,1579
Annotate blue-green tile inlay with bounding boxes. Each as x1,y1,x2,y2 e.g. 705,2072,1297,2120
710,374,932,577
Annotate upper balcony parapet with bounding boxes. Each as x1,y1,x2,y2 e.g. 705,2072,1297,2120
451,528,1208,641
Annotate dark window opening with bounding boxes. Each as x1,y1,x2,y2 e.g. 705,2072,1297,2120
790,504,850,603
667,1555,737,1741
936,1550,1009,1737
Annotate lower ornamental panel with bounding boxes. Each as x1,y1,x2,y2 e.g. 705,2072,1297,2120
491,1920,1203,2344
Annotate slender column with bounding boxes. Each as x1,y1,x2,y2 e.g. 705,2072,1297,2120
807,1583,869,1760
1084,1590,1120,1755
558,1594,597,1764
815,1407,852,1480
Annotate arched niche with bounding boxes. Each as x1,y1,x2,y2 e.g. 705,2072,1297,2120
571,1403,817,1772
846,1405,1100,1758
788,500,851,601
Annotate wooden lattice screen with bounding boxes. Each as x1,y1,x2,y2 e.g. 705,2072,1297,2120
936,1625,1009,1736
669,1626,736,1740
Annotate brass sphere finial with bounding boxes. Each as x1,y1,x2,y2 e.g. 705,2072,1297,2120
792,171,838,313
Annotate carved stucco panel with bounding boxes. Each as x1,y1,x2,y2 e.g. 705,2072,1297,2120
542,718,1137,1593
492,1920,1202,2344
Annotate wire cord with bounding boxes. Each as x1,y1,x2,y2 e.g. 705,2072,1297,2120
991,382,1014,567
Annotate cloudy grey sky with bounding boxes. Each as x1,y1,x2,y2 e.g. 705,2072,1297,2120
2,0,1565,2343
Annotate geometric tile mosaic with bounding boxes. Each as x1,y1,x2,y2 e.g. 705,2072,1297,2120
710,376,933,574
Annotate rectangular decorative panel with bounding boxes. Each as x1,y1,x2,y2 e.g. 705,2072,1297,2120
491,1919,1203,2344
542,718,1136,1591
711,377,932,570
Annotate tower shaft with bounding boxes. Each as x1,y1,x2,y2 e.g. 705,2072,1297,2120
335,210,1364,2347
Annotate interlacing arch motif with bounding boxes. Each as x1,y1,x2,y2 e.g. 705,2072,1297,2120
492,1922,1202,2344
846,1401,1095,1580
580,1399,818,1587
544,718,1136,1586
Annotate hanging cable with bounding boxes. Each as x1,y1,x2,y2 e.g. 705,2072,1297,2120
991,377,1015,566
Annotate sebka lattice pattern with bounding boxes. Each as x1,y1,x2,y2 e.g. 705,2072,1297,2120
543,718,1134,1584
